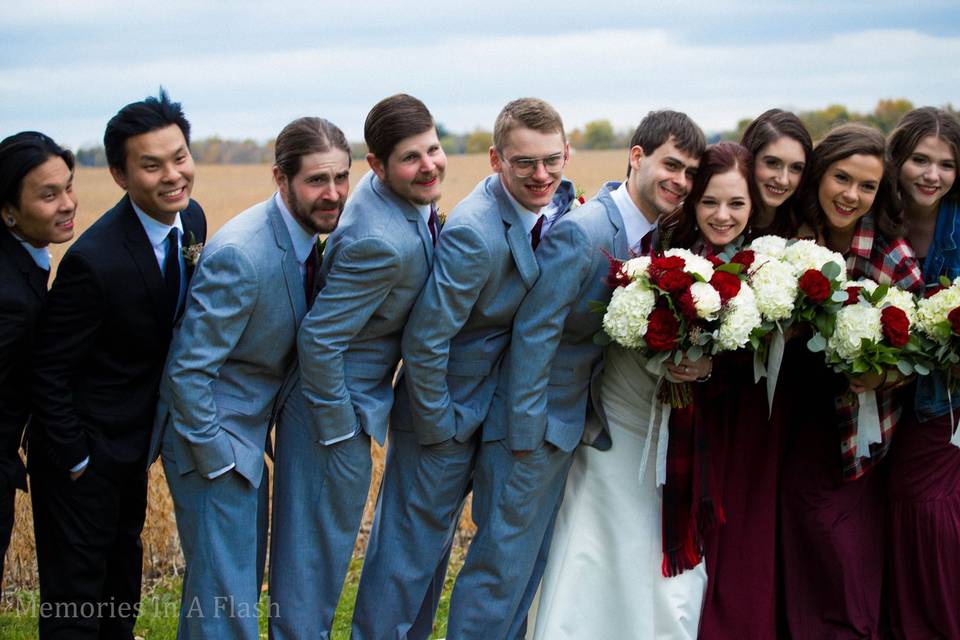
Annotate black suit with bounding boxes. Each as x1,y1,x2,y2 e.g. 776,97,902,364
0,227,48,591
29,195,206,639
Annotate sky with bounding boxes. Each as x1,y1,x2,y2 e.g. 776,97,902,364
2,0,959,149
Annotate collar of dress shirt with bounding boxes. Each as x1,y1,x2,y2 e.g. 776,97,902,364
131,199,184,270
274,192,319,265
417,203,432,226
12,233,51,270
499,175,543,236
611,181,656,250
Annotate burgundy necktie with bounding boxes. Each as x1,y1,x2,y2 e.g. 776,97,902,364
531,215,545,251
428,205,440,245
304,243,318,305
632,227,655,257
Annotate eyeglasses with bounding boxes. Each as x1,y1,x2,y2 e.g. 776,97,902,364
500,152,567,178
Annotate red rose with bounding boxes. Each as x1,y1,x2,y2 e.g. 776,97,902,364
925,285,946,299
651,255,686,271
881,306,910,347
709,271,742,303
645,306,680,352
656,269,694,294
730,249,756,269
707,255,724,267
605,255,631,289
949,307,960,336
798,269,831,304
676,289,698,323
844,286,861,306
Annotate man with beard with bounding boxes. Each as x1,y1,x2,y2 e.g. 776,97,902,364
269,93,446,639
148,117,351,640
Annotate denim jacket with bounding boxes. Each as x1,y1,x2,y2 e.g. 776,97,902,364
916,198,960,422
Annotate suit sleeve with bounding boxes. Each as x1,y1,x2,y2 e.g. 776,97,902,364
30,251,104,470
0,293,28,391
507,220,593,451
298,235,402,439
166,243,258,476
401,224,492,444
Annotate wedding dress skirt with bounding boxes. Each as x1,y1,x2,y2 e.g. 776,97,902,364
530,345,706,639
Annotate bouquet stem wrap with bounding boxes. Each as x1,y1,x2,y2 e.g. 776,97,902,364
855,390,882,460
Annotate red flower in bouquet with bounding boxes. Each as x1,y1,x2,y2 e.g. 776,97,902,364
844,285,861,306
925,284,946,299
604,254,631,289
656,269,694,294
646,306,680,352
880,306,910,347
676,289,698,323
949,307,960,336
707,255,724,267
651,255,686,272
730,249,756,269
709,271,741,303
798,269,831,303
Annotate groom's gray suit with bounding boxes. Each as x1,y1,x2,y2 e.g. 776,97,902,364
269,170,435,639
150,195,312,640
448,182,632,639
351,175,575,639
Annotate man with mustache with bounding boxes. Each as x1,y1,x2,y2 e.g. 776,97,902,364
29,91,207,639
150,117,351,640
269,94,446,639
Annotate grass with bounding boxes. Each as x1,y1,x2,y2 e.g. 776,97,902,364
0,556,460,639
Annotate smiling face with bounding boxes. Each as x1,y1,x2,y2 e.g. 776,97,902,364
695,168,751,247
627,137,700,222
898,135,957,213
3,155,77,247
818,153,884,234
109,124,194,224
754,135,806,213
275,148,351,235
369,129,446,206
490,126,567,212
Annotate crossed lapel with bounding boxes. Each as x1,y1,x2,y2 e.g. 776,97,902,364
268,199,307,329
603,185,631,259
492,177,539,288
119,196,169,327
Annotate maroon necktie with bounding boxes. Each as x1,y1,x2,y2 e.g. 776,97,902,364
531,215,545,251
632,227,655,257
304,243,318,305
428,205,440,245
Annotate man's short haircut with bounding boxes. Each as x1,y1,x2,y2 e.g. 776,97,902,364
0,131,75,210
103,88,191,171
626,110,706,176
275,117,351,180
364,94,436,164
493,98,566,152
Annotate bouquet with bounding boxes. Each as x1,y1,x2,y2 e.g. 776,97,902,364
914,276,960,446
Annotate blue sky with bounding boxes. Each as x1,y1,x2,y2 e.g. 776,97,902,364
2,0,958,148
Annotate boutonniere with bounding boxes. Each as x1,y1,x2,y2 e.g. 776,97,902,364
436,207,446,227
570,187,587,209
182,231,203,267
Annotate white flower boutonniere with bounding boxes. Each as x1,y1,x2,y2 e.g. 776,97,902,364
182,231,203,268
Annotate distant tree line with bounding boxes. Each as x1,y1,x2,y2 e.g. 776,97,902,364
72,99,958,166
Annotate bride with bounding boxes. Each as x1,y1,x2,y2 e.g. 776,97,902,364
531,142,757,639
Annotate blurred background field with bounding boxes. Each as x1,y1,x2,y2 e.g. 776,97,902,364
4,149,625,595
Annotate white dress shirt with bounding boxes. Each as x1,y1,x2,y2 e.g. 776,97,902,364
15,235,51,271
499,176,545,240
610,181,657,253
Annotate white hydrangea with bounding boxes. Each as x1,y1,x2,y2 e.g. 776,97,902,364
623,256,651,278
749,235,788,259
689,281,722,320
715,285,762,351
664,247,715,282
749,254,798,322
782,239,847,281
828,303,883,361
916,284,960,343
602,281,657,349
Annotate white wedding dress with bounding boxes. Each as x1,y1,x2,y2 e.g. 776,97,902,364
529,344,707,640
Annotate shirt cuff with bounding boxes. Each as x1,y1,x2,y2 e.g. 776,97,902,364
205,462,235,479
320,430,357,446
70,457,90,473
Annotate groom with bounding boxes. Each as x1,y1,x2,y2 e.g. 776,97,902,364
451,110,707,639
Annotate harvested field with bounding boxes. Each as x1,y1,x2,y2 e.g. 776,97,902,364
6,149,626,592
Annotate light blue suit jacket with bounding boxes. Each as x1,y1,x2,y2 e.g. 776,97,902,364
297,171,434,446
507,181,631,452
150,197,308,488
394,175,575,445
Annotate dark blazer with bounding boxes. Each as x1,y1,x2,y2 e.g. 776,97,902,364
29,195,206,473
0,228,48,491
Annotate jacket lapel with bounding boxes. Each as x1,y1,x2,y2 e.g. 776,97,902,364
119,196,168,321
601,185,631,259
492,177,540,288
1,229,48,300
268,199,307,328
372,173,434,265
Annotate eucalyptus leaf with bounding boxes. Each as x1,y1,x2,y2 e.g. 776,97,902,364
821,261,841,280
807,333,827,352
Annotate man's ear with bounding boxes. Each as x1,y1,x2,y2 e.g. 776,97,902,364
109,165,127,191
367,153,386,181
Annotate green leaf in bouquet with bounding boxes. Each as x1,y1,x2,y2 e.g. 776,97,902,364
588,300,609,314
715,263,743,275
941,275,952,287
866,284,889,305
807,332,827,352
914,362,931,376
812,312,836,338
897,359,915,375
821,261,841,281
687,345,703,361
673,350,684,365
831,290,850,303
